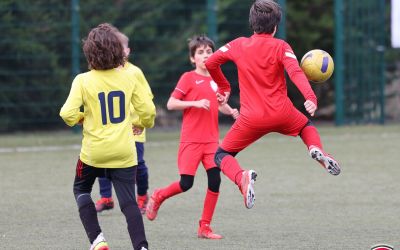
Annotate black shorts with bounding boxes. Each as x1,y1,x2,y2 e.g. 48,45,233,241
73,159,137,208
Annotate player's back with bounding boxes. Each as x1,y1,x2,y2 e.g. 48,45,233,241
231,34,291,118
78,69,138,168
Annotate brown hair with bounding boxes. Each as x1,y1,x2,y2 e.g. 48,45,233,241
249,0,282,34
82,23,125,70
188,35,215,58
115,32,129,49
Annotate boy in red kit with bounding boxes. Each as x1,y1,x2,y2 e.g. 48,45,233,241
205,0,341,210
146,35,239,239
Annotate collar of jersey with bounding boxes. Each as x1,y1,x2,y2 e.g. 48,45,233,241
252,33,273,38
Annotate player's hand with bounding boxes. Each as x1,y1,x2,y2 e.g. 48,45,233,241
304,100,317,117
231,108,239,119
132,125,144,135
216,92,230,105
196,99,210,110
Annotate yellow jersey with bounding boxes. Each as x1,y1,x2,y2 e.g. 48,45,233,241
60,67,156,168
124,62,154,143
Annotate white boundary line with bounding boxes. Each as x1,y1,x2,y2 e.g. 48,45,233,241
0,132,398,154
0,141,179,154
0,144,81,153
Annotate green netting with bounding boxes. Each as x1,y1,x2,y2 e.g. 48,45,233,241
0,0,252,132
335,0,385,124
0,0,395,132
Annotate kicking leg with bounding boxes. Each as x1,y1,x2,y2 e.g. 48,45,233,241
215,147,257,209
300,121,341,175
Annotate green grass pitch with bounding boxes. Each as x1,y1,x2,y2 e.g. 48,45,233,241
1,125,399,249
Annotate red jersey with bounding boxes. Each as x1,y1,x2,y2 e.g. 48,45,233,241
171,70,220,143
205,33,317,123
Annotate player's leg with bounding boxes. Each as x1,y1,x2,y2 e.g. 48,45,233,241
110,167,148,250
288,109,341,175
95,177,114,212
198,143,222,239
146,174,194,221
73,159,108,249
135,142,149,214
146,143,200,220
215,119,261,209
301,123,341,175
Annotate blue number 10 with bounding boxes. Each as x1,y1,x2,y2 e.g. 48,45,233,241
98,91,125,125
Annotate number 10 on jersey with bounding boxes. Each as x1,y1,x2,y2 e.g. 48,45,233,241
98,91,125,125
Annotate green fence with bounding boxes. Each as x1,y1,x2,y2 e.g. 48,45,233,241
0,0,397,132
0,0,254,132
335,0,386,125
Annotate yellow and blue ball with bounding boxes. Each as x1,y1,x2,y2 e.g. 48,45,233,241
300,49,334,84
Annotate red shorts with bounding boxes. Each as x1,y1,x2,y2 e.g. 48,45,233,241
221,106,308,153
177,142,218,175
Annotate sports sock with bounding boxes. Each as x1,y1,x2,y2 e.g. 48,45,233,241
220,155,243,186
300,125,323,150
200,189,219,225
158,181,183,203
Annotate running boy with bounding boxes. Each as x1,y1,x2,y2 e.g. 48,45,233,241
59,23,155,250
205,0,341,210
146,35,239,239
95,29,153,215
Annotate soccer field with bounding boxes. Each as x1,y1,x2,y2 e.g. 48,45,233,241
1,125,399,250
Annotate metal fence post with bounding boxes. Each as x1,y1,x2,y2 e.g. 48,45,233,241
334,0,344,125
71,0,80,77
276,0,286,39
207,0,218,44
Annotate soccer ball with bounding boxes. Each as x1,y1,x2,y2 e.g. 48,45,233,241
300,49,334,83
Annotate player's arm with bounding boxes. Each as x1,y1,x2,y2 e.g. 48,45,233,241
167,96,210,111
205,42,235,102
218,103,239,119
167,73,211,111
131,76,156,129
281,42,318,116
59,76,84,126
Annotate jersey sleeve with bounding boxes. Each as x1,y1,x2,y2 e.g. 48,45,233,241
130,65,154,133
130,75,156,128
133,66,154,99
281,42,318,106
205,40,238,94
59,75,84,126
170,73,191,100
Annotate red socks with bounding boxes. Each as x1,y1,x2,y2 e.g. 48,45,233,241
300,125,323,150
200,189,219,225
220,155,244,186
158,181,182,203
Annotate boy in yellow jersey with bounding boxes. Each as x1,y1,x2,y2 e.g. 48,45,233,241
95,30,153,214
59,23,155,250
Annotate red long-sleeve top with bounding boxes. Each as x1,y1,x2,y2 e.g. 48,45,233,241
205,33,317,121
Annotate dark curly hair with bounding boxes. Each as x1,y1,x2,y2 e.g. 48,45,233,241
249,0,282,34
82,23,125,70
